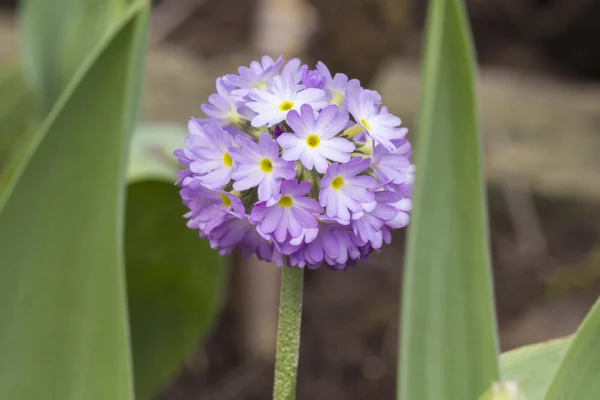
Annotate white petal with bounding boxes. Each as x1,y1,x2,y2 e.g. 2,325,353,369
294,88,325,105
277,133,303,148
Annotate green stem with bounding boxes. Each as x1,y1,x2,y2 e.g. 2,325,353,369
273,266,304,400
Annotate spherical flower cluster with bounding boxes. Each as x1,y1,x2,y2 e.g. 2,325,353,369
175,55,415,269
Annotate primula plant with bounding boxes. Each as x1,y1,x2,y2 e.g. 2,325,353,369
175,57,414,269
175,58,415,399
3,0,600,399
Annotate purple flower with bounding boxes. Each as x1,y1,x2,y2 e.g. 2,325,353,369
278,104,354,173
387,196,412,229
230,134,296,201
282,58,306,83
181,180,245,234
175,56,414,269
346,87,407,150
201,78,241,125
316,62,359,109
226,55,284,99
352,190,401,249
319,157,378,223
184,119,236,189
302,68,326,89
302,219,359,268
251,179,323,243
247,74,327,127
372,139,414,185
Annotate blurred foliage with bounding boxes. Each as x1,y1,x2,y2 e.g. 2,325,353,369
500,337,570,400
478,382,527,400
0,63,38,173
0,3,149,398
125,124,228,399
398,0,499,398
0,0,228,398
544,298,600,399
19,0,131,110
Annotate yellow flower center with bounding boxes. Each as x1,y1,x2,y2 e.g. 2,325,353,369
279,100,295,111
260,158,273,173
279,195,293,208
331,91,344,106
361,118,371,131
332,176,344,190
223,152,233,167
221,194,232,208
306,134,321,149
253,81,267,90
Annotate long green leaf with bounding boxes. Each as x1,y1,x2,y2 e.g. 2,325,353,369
126,181,227,399
125,124,227,399
398,0,499,398
19,0,130,109
544,299,600,399
500,338,570,400
0,3,149,399
0,64,38,172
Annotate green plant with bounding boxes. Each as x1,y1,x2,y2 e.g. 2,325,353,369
0,1,226,399
1,0,599,399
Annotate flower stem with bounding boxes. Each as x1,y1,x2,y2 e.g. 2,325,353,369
273,266,304,400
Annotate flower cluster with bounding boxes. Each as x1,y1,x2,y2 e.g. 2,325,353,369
175,55,415,269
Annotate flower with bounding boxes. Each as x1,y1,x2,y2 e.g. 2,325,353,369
351,190,402,249
181,180,245,234
302,68,326,89
372,139,414,185
175,56,414,269
282,58,306,83
316,61,359,109
179,119,236,189
225,55,284,99
277,104,354,173
319,157,378,223
251,179,323,243
230,134,296,201
200,78,241,125
346,87,407,150
247,74,327,127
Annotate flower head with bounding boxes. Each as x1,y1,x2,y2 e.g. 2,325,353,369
225,55,284,99
251,179,323,243
319,157,378,223
247,74,327,127
278,104,354,173
178,119,236,189
347,88,407,150
201,78,241,125
316,61,359,110
230,134,296,201
175,56,414,269
302,68,326,89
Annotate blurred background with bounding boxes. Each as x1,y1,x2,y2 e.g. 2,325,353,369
2,0,600,398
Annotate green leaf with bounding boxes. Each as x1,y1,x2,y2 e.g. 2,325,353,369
478,382,528,400
125,180,227,399
125,123,227,398
127,122,187,184
0,3,149,399
398,0,500,398
19,0,131,109
0,63,38,173
543,299,600,399
500,338,570,400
